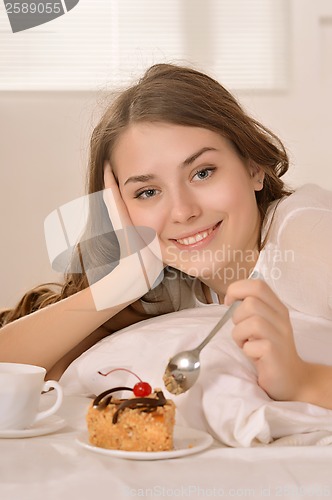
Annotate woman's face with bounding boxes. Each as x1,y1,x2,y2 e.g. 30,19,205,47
112,122,263,284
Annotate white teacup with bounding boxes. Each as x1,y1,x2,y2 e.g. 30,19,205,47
0,363,63,430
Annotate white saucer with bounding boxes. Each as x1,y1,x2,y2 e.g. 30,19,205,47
0,415,66,439
76,425,213,460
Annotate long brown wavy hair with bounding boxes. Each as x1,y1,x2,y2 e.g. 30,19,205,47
0,63,292,327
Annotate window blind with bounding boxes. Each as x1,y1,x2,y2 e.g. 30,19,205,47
0,0,289,91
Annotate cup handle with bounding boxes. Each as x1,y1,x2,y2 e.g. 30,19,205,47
34,380,63,423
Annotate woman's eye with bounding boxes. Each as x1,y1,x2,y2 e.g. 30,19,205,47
193,167,216,181
134,188,159,200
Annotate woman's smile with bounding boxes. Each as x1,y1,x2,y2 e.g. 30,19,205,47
170,221,222,249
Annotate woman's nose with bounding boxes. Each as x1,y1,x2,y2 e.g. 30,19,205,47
169,188,201,223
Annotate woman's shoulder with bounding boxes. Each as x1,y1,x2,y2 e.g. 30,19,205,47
264,183,332,240
277,183,332,215
260,184,332,319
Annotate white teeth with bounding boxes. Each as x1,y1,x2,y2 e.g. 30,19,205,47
176,227,213,246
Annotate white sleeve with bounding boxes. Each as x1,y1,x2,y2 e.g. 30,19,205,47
258,184,332,320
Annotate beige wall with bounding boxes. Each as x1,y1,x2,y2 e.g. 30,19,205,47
1,0,332,308
240,0,332,191
0,93,98,306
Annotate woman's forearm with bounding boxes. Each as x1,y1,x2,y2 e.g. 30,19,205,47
296,362,332,410
0,285,127,372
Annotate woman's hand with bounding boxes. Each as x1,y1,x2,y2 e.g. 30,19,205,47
89,163,165,311
224,278,307,402
103,162,140,257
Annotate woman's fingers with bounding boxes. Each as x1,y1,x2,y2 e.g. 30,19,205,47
232,294,288,336
242,338,270,361
225,278,288,317
229,279,291,348
103,162,131,231
232,314,274,348
103,161,118,189
227,277,302,401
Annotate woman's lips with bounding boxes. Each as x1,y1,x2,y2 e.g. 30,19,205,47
170,221,222,249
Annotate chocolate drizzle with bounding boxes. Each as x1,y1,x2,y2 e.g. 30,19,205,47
92,387,167,424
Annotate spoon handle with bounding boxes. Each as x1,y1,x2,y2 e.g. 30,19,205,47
195,300,242,353
194,271,263,353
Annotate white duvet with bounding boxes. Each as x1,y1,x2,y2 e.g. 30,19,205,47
60,305,332,447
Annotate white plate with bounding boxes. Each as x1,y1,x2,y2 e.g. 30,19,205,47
76,425,213,460
0,415,66,439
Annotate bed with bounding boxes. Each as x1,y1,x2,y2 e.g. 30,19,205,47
1,306,332,500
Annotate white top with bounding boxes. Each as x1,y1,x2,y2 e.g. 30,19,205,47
255,183,332,321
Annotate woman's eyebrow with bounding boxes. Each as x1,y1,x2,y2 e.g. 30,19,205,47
124,146,217,186
182,146,217,167
124,173,155,186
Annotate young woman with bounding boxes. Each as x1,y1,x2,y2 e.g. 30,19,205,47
1,63,331,408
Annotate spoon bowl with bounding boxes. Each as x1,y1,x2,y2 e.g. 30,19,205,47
163,349,201,395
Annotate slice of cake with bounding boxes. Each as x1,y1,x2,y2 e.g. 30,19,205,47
86,387,176,452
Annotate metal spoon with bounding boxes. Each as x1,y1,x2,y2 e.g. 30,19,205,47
163,300,241,395
163,271,261,395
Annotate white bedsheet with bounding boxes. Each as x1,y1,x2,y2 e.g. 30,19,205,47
1,394,332,500
60,306,332,447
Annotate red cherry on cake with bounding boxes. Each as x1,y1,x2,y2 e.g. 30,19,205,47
133,381,152,397
98,367,152,397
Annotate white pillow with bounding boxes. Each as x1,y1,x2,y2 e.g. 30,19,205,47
61,305,332,447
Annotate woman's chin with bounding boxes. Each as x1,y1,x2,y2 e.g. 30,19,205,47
165,264,214,280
